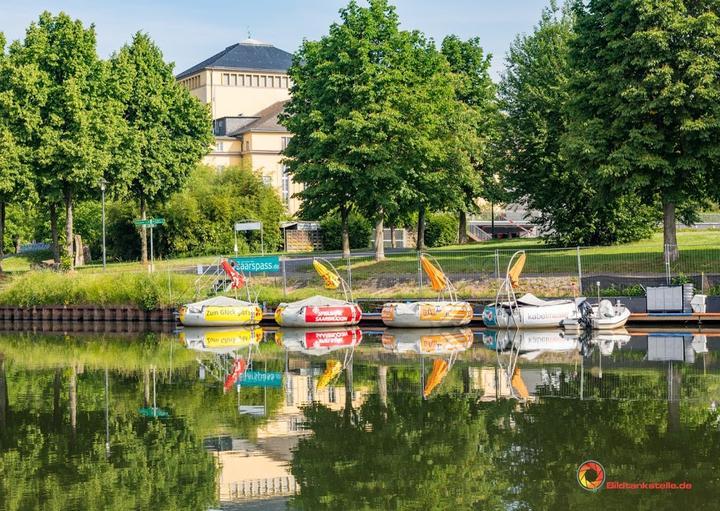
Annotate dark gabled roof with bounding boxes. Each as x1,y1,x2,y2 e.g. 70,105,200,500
229,100,289,135
176,39,292,79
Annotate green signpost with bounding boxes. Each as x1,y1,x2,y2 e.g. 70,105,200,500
133,218,165,272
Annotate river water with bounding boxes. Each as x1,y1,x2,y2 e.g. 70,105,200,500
0,326,718,510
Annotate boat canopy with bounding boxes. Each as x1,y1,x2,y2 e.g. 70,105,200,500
185,296,255,309
504,293,575,307
278,295,353,308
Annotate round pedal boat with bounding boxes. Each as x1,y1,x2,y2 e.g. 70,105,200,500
381,301,473,328
274,295,362,327
179,296,262,327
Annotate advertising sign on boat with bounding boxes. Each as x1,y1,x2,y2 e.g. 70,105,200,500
305,305,359,324
304,328,362,349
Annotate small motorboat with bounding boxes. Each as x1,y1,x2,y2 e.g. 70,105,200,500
179,296,262,327
179,326,263,353
561,299,631,331
483,250,588,329
382,254,473,328
275,258,362,327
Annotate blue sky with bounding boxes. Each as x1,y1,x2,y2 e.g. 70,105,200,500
0,0,551,80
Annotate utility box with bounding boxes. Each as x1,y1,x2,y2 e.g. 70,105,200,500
646,286,684,313
691,294,707,313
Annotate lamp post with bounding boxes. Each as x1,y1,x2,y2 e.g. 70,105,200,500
100,178,108,270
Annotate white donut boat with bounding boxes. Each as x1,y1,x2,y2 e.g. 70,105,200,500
179,326,263,354
274,295,362,327
276,327,363,355
381,301,473,328
382,254,472,328
179,296,262,327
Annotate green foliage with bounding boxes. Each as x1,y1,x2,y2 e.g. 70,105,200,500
498,4,658,246
599,284,646,297
109,32,213,262
7,12,126,262
566,0,720,250
424,212,459,248
320,212,371,250
106,201,141,261
157,165,285,257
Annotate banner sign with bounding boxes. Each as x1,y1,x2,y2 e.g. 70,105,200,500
238,371,283,388
230,256,280,273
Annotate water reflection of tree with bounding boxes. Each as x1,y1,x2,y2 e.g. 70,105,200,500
0,366,218,510
291,367,512,509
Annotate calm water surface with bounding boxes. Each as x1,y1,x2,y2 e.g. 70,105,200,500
1,326,719,510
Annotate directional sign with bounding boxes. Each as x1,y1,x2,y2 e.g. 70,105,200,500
134,218,165,227
238,371,283,388
234,221,262,231
230,256,280,273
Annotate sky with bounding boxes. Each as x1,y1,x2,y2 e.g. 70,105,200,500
0,0,552,81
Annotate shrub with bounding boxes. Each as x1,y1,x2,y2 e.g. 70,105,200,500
320,212,372,251
424,213,459,248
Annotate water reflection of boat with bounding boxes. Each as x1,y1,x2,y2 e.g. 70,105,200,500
381,254,472,328
381,328,474,354
179,326,263,354
276,327,363,356
589,329,631,356
482,329,579,354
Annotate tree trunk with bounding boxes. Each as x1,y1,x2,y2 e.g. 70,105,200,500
0,357,7,431
140,198,148,264
377,365,387,409
416,205,426,251
50,203,60,263
390,226,396,249
64,188,74,263
663,200,678,262
340,206,351,259
458,210,468,245
0,200,5,258
69,365,77,435
374,208,385,262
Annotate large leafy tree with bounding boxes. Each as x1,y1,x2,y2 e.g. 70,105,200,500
566,0,720,257
441,35,497,245
0,34,32,267
7,12,123,265
110,33,212,264
499,3,657,246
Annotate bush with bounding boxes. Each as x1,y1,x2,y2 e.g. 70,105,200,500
320,212,372,251
425,213,458,248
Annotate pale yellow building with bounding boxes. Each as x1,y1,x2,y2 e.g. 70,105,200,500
177,39,303,214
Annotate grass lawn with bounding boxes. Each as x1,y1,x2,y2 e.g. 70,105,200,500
0,228,718,308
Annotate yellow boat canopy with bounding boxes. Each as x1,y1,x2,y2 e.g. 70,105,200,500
317,359,343,390
313,259,341,290
423,359,449,398
420,255,448,293
508,252,526,289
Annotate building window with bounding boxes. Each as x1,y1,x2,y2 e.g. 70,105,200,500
215,141,224,152
281,137,291,150
216,165,226,171
232,74,238,86
222,73,230,85
262,175,272,187
281,166,290,205
261,75,267,88
253,75,259,87
282,77,289,88
245,140,251,151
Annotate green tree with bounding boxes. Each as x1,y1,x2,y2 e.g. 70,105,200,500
110,32,212,264
7,12,124,265
499,3,657,246
0,33,38,267
441,35,497,244
566,0,720,257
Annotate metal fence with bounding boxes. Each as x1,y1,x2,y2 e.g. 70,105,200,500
268,243,720,297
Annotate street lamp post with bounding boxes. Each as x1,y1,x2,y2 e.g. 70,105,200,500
100,178,108,270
